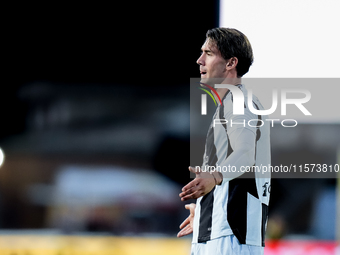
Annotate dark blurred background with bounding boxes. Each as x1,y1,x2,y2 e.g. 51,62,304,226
1,1,339,242
1,1,219,235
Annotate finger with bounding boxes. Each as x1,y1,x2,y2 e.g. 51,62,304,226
188,166,200,174
184,204,192,210
177,225,193,237
177,225,188,237
181,179,199,192
177,225,189,237
181,190,201,201
180,181,201,198
182,225,193,236
179,217,190,229
177,228,187,238
187,203,196,214
177,225,192,238
179,186,199,199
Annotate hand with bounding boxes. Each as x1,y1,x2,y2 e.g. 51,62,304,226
179,166,217,202
177,203,196,238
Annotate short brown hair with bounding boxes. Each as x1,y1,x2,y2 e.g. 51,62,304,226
206,28,254,77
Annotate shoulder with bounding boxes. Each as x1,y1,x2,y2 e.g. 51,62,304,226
221,84,248,113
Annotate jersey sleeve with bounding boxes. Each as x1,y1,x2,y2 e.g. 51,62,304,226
217,95,258,180
217,127,256,181
223,96,258,135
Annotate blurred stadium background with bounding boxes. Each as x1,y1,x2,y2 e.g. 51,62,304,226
1,1,339,254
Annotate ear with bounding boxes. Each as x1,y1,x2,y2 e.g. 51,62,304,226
225,57,238,71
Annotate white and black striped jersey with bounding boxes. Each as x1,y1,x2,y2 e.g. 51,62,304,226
192,84,271,247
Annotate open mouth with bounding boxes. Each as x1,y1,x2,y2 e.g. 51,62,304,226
200,71,207,76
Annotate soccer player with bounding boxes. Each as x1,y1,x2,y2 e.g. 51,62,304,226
178,28,271,255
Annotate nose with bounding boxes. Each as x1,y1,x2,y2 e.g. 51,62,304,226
197,54,204,66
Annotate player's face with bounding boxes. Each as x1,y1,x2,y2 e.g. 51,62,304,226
197,39,228,85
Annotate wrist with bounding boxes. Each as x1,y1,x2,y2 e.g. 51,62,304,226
211,171,223,185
